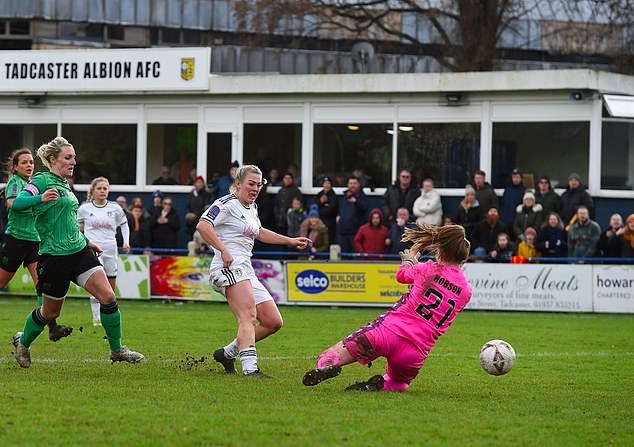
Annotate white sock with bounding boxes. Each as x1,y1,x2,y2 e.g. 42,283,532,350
223,339,239,359
90,297,101,322
239,346,258,374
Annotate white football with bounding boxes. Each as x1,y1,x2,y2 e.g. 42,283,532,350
479,339,516,375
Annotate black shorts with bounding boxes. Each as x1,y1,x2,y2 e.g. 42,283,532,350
0,234,39,273
36,246,102,299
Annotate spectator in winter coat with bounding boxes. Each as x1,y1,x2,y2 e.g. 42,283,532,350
354,208,388,257
610,214,634,258
274,171,302,235
385,208,417,255
152,165,177,186
253,181,275,252
455,185,482,247
517,227,541,258
500,169,525,227
131,196,151,220
255,181,274,229
299,205,329,254
487,232,515,261
380,168,419,226
473,206,508,253
487,233,515,262
597,213,623,258
337,176,369,253
286,197,306,238
513,192,544,241
185,176,212,240
150,190,163,217
567,206,601,258
215,161,239,199
412,178,442,226
313,176,338,245
535,176,561,217
129,205,151,253
536,212,567,258
115,195,134,248
149,196,181,249
560,173,594,226
471,170,498,213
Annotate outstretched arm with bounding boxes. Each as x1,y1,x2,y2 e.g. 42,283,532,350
257,228,310,250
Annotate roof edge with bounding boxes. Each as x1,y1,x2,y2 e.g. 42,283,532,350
208,69,634,96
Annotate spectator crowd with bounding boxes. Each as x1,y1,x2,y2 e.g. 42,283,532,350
79,161,633,262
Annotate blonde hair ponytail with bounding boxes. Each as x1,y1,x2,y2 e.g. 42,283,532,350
37,137,71,169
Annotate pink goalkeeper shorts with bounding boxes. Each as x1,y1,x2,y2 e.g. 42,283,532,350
343,323,427,384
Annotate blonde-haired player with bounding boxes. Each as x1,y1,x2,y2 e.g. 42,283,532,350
11,137,142,368
197,164,311,378
78,177,130,325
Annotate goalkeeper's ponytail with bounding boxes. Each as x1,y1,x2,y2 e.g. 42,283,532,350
401,224,470,265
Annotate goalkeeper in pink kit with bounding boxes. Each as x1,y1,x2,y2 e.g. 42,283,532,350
303,224,472,391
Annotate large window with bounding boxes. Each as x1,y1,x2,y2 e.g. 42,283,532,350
492,122,589,189
313,123,392,188
59,22,104,41
243,124,302,186
397,123,480,188
0,124,57,179
63,124,137,184
147,124,197,185
602,120,634,190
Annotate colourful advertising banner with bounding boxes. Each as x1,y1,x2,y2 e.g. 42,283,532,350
4,255,150,299
286,261,406,304
150,256,224,301
252,259,287,303
150,256,287,303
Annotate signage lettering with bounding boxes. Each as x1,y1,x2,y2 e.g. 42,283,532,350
0,48,209,92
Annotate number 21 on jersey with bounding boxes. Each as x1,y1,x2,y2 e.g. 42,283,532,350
415,287,456,329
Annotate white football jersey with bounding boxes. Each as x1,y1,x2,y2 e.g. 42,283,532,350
77,201,128,249
200,193,261,268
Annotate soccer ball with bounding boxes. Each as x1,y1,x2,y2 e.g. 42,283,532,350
479,340,516,376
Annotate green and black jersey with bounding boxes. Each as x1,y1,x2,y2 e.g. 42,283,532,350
22,172,86,255
5,173,40,242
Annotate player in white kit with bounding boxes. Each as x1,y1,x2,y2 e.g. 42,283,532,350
78,177,130,325
197,165,311,378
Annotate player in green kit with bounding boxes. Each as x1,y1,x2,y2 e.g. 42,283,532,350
11,137,143,368
1,148,73,342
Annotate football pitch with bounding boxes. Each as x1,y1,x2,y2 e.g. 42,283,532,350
1,297,632,447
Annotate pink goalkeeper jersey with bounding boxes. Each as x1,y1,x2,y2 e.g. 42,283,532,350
382,260,472,353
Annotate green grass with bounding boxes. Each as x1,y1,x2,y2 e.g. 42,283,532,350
0,297,632,447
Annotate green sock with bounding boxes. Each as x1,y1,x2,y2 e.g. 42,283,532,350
20,308,48,348
100,301,123,351
37,295,59,328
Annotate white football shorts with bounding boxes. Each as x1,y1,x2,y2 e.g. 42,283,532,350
209,259,273,305
97,245,118,277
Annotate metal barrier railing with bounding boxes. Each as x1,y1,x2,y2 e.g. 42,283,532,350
126,246,634,264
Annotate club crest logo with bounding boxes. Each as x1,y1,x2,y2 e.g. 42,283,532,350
180,57,194,81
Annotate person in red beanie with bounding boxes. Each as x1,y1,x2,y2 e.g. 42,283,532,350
354,208,388,258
